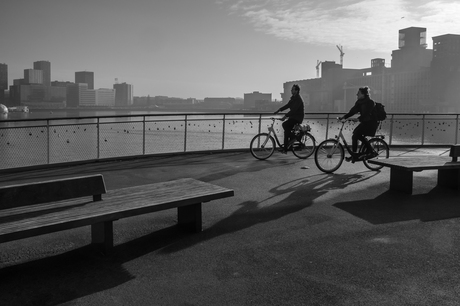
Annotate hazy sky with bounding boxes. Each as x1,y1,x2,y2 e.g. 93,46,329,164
1,0,460,99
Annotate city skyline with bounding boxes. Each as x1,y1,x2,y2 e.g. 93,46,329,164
2,0,460,99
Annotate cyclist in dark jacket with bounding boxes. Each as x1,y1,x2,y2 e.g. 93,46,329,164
339,86,379,162
274,84,305,153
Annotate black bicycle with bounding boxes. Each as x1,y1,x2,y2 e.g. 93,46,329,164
250,117,316,160
314,118,390,173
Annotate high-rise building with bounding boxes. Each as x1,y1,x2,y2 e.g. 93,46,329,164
0,63,7,90
391,27,432,72
431,34,460,112
67,83,88,107
0,63,7,104
114,82,133,106
75,71,94,89
24,69,43,85
33,61,51,86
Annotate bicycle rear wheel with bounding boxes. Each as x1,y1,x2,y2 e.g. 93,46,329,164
362,138,390,171
314,139,344,173
292,133,316,159
250,133,276,160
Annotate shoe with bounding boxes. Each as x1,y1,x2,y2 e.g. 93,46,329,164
278,147,287,154
345,156,355,163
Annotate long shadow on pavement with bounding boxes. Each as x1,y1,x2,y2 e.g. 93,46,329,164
334,187,460,224
159,171,377,254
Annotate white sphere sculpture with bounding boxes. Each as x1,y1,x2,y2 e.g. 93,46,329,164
0,104,8,114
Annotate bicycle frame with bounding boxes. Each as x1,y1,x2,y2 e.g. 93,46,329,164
255,118,283,148
333,121,355,155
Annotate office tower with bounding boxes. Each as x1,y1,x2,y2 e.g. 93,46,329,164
0,63,7,90
33,60,51,86
24,69,43,85
114,82,133,106
391,27,432,72
66,83,88,107
431,34,460,111
75,71,94,89
0,63,6,103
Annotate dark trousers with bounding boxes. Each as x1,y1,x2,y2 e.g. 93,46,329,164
282,118,298,148
352,121,378,153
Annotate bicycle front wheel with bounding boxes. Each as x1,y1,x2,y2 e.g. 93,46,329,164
250,133,276,160
362,138,390,171
292,133,316,159
314,139,344,173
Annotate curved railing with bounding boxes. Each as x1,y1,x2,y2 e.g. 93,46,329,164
0,112,458,170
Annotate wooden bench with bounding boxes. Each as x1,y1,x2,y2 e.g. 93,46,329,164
0,174,234,253
368,145,460,194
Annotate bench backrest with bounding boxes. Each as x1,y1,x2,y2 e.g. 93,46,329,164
0,174,107,210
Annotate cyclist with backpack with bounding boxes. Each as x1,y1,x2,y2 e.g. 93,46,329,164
339,86,379,162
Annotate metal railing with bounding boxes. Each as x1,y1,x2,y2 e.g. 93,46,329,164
0,112,458,170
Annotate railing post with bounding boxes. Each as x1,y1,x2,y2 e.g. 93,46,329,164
456,114,459,144
389,114,394,146
184,115,188,152
97,118,100,159
47,119,50,164
258,114,262,135
222,114,226,150
421,114,425,146
142,116,146,155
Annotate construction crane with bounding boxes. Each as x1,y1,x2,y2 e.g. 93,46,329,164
316,60,322,78
336,45,344,66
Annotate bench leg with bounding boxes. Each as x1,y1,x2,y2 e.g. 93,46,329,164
91,221,114,253
438,169,460,189
390,168,413,194
178,203,202,233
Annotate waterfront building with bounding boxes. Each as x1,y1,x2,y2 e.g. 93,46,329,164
0,63,7,90
244,91,272,110
391,27,432,72
0,63,7,103
79,88,97,106
12,84,66,107
282,27,460,113
33,61,51,86
75,71,94,89
66,83,88,107
95,88,115,106
431,34,460,112
114,82,133,106
202,97,235,109
24,69,43,85
283,61,361,112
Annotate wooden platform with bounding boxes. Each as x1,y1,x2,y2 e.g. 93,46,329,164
368,156,460,194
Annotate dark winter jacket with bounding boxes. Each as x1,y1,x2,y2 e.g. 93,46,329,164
279,94,305,123
342,96,376,123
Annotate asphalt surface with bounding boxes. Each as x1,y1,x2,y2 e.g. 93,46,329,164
1,146,460,306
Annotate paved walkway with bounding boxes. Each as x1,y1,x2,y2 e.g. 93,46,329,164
1,147,460,305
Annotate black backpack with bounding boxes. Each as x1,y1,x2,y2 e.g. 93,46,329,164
373,102,387,121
